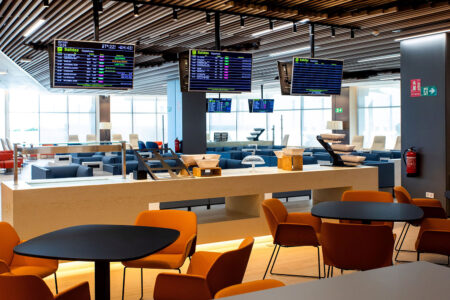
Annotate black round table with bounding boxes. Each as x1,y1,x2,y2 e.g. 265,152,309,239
14,224,179,300
311,201,423,224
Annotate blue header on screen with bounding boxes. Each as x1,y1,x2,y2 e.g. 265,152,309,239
207,98,232,113
291,57,343,96
248,99,274,113
189,49,252,93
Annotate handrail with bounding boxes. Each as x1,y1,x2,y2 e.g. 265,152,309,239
14,142,128,185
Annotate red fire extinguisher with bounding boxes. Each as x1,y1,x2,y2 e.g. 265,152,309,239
403,147,418,177
175,138,180,153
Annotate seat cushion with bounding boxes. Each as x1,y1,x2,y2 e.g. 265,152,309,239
123,253,186,270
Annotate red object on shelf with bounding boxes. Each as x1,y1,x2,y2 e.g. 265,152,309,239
0,151,23,169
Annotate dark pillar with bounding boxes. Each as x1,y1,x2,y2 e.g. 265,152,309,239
400,32,450,213
99,95,110,142
332,87,350,144
167,80,207,154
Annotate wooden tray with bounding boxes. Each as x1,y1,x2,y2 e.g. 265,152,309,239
192,167,222,177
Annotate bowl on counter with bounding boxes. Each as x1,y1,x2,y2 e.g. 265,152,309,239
195,158,220,169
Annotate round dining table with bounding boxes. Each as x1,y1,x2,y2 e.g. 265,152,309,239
311,201,424,224
14,224,180,300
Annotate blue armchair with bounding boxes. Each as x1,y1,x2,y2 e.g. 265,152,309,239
31,164,93,179
363,160,395,189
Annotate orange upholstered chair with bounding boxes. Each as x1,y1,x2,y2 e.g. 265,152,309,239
341,190,394,228
394,186,447,261
321,222,394,276
0,274,90,300
122,210,197,300
415,218,450,262
153,237,254,300
0,222,59,292
261,198,322,279
214,279,285,298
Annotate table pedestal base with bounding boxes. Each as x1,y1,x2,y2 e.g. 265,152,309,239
95,261,110,300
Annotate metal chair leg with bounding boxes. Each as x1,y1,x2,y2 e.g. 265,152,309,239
140,268,144,300
269,245,321,279
122,267,126,300
395,222,407,251
178,268,181,274
317,246,322,279
395,223,416,262
263,244,278,279
326,265,331,278
417,252,420,261
54,273,58,294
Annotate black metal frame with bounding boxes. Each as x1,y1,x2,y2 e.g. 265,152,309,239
54,273,58,294
122,266,181,300
263,244,322,280
394,222,416,262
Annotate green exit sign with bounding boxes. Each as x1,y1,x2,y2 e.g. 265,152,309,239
335,108,343,113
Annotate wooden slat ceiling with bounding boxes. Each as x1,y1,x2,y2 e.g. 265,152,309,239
0,0,449,94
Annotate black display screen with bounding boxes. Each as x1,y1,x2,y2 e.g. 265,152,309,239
52,39,135,90
189,50,252,93
207,98,232,113
248,99,274,113
291,57,343,96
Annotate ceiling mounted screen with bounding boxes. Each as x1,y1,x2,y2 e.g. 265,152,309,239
188,49,252,93
291,57,343,96
52,39,135,90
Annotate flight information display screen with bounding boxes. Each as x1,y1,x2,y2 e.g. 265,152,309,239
291,57,343,96
52,39,135,90
207,98,232,113
248,99,274,113
189,50,252,93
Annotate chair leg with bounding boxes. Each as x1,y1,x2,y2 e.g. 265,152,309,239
331,266,334,277
417,252,420,261
395,223,415,262
317,246,322,279
326,265,331,278
122,267,127,300
54,273,58,294
178,268,181,274
263,244,278,279
140,268,144,300
269,245,321,279
394,222,407,251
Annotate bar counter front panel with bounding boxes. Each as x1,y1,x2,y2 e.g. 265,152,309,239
2,165,378,243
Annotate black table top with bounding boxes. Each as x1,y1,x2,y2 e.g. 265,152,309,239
14,225,180,262
311,201,423,223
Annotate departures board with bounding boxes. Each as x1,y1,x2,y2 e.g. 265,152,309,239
207,98,232,113
52,39,135,90
189,50,252,93
291,57,343,96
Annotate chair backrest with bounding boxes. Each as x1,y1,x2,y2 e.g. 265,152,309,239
135,210,197,255
321,223,394,271
351,135,364,151
342,190,393,203
0,138,8,151
112,134,123,142
146,141,159,150
370,136,386,151
281,134,289,146
68,135,79,143
129,134,139,149
214,279,284,298
0,275,54,300
261,199,288,238
0,222,20,266
204,237,254,296
5,138,13,151
393,136,401,150
86,134,96,142
393,186,412,204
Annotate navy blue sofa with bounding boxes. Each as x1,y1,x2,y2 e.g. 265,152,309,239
32,163,93,179
71,152,105,164
363,160,395,189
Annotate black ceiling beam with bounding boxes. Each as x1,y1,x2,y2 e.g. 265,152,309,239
91,0,101,41
111,0,360,30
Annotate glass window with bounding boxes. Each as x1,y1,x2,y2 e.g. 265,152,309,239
357,84,401,148
111,113,132,140
133,96,156,113
40,94,67,112
69,113,96,142
9,90,39,145
133,114,157,141
111,96,132,113
68,95,95,112
40,113,68,144
302,109,331,147
0,90,6,139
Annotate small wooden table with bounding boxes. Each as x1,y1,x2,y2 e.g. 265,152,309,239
221,262,450,300
14,225,179,300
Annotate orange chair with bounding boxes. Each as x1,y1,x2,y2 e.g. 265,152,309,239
0,274,90,300
122,210,197,300
0,222,59,292
341,190,394,228
321,222,394,277
415,218,450,263
153,237,254,300
394,186,447,261
261,198,322,279
214,279,284,298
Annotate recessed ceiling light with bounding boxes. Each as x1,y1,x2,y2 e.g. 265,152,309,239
252,23,291,37
23,19,46,37
299,18,310,24
20,57,32,63
380,76,400,81
357,53,400,63
0,70,8,75
392,29,402,33
394,29,450,42
269,46,315,57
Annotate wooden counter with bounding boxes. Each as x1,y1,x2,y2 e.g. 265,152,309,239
2,165,377,243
